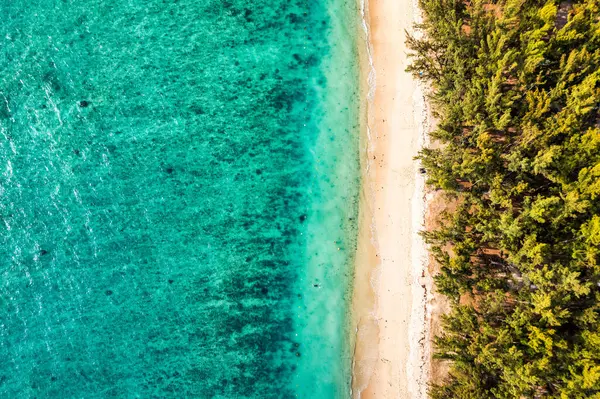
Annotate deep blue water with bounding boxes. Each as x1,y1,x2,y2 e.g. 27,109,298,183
0,0,360,397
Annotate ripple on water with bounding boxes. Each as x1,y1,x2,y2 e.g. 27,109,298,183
0,0,360,397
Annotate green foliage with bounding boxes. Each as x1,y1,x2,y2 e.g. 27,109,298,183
408,0,600,397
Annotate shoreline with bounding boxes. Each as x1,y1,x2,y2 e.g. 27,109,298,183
351,0,430,396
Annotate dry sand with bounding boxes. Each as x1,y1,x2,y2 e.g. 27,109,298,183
351,0,430,397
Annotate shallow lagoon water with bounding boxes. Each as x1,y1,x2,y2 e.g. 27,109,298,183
0,0,360,397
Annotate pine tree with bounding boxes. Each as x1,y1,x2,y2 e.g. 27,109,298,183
408,0,600,396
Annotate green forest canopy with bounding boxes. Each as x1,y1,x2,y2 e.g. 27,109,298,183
407,0,600,397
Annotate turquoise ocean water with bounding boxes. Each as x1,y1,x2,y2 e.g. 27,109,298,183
0,0,360,397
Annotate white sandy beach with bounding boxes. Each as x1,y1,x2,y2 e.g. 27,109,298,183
351,0,429,397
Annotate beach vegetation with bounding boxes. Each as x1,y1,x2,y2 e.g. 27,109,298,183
408,0,600,397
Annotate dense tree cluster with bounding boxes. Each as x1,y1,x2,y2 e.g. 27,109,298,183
407,0,600,397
